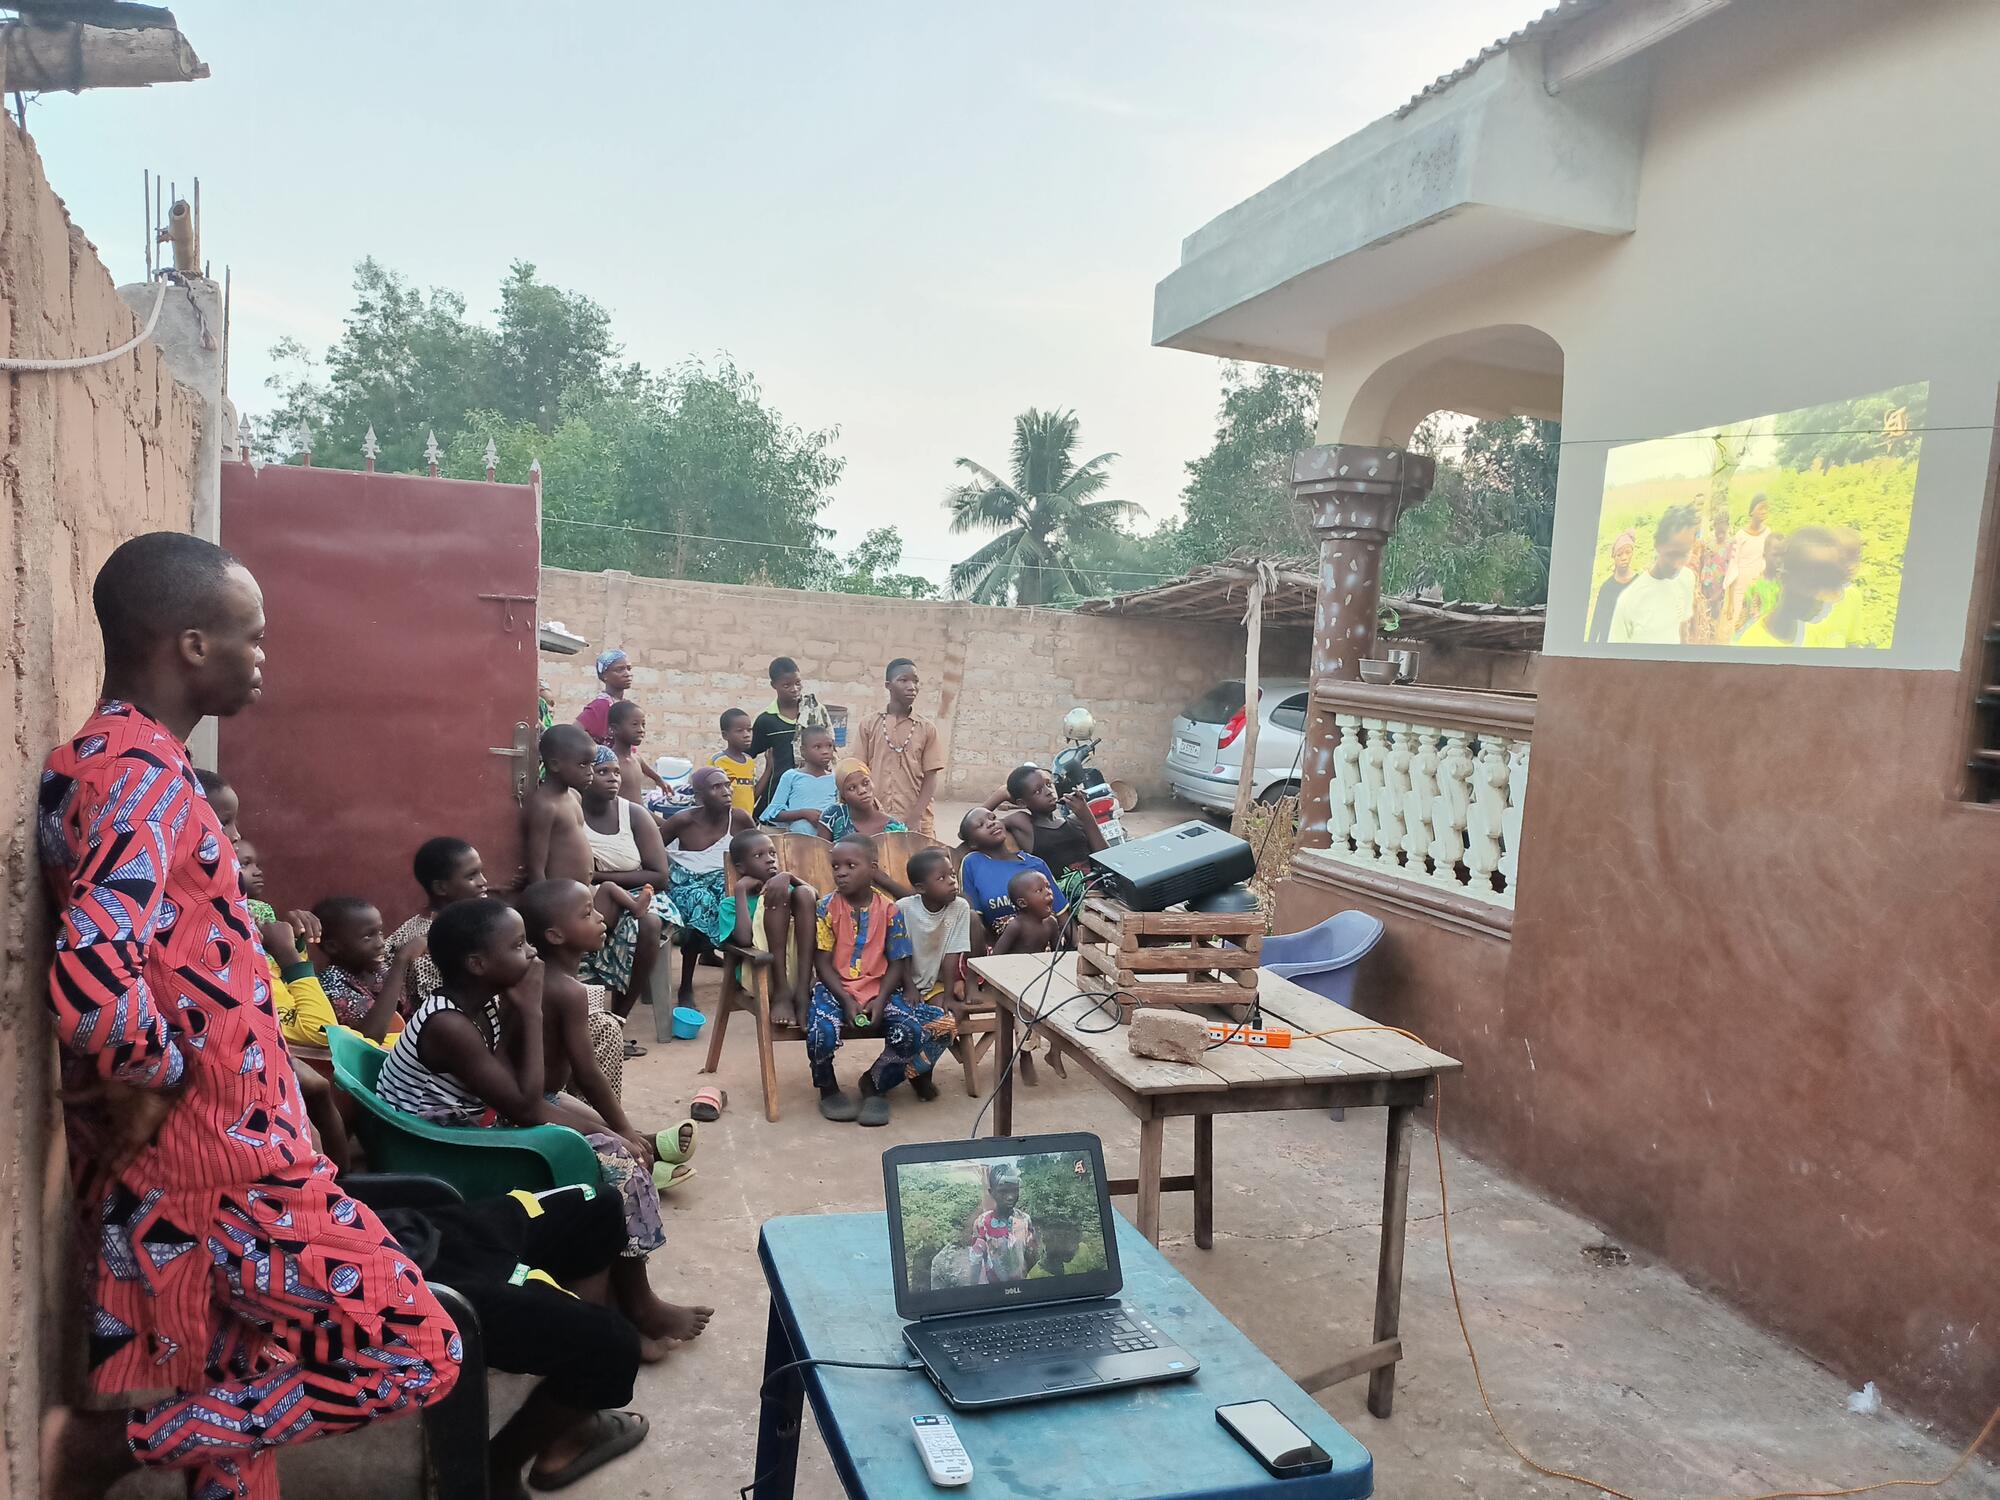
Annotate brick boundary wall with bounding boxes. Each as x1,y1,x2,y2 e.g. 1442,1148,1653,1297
0,111,200,1498
539,566,1316,802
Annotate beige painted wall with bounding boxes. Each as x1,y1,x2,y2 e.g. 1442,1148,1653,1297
0,117,200,1497
1320,0,2000,675
540,567,1318,799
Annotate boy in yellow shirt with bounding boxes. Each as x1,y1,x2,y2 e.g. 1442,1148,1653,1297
711,707,758,819
237,838,340,1050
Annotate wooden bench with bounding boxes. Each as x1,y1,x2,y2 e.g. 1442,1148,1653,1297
701,830,999,1120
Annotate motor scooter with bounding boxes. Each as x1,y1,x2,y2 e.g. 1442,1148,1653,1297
1051,707,1127,845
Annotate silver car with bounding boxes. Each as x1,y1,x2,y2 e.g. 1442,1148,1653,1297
1165,677,1310,813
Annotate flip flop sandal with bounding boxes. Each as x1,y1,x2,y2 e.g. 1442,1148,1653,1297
651,1160,696,1192
622,1040,647,1058
689,1085,727,1122
653,1118,697,1165
527,1409,649,1492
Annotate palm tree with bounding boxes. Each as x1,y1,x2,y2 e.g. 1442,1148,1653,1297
946,408,1141,604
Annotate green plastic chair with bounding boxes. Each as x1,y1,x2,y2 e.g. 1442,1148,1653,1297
325,1026,602,1201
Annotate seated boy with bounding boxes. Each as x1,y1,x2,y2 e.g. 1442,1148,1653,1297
983,865,1070,1083
388,835,489,1015
760,722,841,836
724,829,819,1025
312,894,417,1043
990,867,1065,957
239,839,338,1051
808,835,957,1125
374,897,713,1354
711,707,759,820
237,838,352,1170
520,879,693,1180
896,847,971,1050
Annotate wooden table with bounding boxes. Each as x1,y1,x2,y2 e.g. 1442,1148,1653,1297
970,952,1462,1417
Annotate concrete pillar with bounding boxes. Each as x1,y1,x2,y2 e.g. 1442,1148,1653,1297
120,276,226,766
1292,444,1436,850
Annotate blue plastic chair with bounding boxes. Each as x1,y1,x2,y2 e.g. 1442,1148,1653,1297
1260,910,1385,1010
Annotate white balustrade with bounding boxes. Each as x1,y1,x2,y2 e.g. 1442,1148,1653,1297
1312,684,1534,909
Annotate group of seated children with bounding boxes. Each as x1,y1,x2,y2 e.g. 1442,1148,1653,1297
203,762,713,1496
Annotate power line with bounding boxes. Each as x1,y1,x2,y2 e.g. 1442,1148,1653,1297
540,514,1193,582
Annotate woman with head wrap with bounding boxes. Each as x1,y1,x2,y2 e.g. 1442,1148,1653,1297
576,647,634,744
824,758,908,842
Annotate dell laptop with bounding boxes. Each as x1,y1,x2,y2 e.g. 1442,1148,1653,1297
883,1133,1199,1409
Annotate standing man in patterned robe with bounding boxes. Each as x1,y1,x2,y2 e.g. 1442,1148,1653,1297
37,533,460,1500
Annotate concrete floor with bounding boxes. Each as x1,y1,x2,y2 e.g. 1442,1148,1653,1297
253,937,1996,1500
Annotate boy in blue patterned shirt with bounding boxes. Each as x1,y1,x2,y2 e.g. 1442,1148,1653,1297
808,835,957,1125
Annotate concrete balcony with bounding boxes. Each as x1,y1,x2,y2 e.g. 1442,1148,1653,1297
1151,44,1645,368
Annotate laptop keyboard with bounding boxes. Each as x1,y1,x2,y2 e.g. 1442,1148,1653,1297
933,1305,1159,1367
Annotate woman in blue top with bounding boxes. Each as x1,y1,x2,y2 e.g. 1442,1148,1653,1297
956,806,1066,941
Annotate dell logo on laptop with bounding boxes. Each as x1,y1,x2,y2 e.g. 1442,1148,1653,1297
1003,1286,1022,1296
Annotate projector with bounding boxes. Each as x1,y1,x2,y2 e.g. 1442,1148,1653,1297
1088,821,1257,912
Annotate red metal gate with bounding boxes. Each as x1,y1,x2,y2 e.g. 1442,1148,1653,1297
219,459,540,926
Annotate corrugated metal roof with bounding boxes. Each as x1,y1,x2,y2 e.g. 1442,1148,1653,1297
1396,0,1612,116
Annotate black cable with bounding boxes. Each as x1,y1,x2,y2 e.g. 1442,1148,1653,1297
740,1356,925,1498
966,888,1123,1139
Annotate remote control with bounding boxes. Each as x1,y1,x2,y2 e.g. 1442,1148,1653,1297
910,1413,973,1487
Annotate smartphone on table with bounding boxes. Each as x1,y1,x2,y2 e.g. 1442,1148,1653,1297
1215,1399,1334,1478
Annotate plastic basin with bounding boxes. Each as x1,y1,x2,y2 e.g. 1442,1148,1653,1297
670,1006,706,1040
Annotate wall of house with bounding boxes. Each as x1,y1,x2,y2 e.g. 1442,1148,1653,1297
539,567,1317,801
1291,0,2000,1434
0,115,200,1498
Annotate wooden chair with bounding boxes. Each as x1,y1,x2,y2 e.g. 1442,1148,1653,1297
702,831,998,1119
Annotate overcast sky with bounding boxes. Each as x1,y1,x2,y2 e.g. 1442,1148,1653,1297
29,1,1509,585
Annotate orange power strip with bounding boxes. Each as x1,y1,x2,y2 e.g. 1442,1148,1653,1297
1202,1021,1292,1049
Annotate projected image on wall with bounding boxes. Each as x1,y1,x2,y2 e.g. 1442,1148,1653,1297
1584,382,1926,650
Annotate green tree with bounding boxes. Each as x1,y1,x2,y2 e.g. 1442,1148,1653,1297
1172,362,1322,568
816,527,939,599
945,408,1141,605
442,360,842,589
1381,415,1560,605
255,258,617,468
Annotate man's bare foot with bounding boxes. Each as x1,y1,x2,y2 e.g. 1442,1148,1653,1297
42,1407,136,1500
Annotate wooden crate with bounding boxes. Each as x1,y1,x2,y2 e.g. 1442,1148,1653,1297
1074,897,1262,1019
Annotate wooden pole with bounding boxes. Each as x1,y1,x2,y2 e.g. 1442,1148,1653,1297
1231,565,1269,832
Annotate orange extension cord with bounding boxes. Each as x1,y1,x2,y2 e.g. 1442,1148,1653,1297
1286,1023,2000,1500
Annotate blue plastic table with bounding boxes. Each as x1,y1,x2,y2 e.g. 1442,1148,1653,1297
754,1212,1373,1499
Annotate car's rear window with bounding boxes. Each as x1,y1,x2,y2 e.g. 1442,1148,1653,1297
1269,694,1309,732
1181,680,1246,724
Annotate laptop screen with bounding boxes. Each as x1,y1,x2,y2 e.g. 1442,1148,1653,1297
883,1134,1123,1320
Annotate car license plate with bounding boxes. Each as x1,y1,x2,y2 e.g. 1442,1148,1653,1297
1174,736,1201,761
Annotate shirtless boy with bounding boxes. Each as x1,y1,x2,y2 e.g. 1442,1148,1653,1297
724,829,818,1025
607,700,668,806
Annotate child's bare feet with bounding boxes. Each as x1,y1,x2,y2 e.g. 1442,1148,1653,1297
1019,1051,1042,1088
638,1335,673,1364
769,997,799,1027
646,1300,714,1342
41,1407,135,1500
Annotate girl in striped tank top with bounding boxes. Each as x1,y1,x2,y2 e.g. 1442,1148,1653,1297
376,898,714,1355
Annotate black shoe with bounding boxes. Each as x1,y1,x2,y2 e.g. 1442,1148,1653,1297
818,1086,860,1123
911,1074,940,1102
857,1076,892,1127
